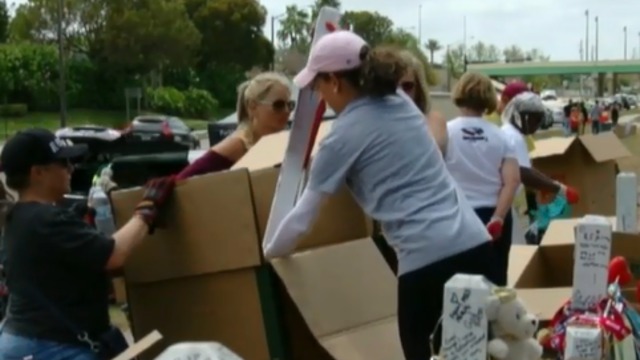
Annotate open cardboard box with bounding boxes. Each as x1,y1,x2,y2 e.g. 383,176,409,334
530,133,630,217
512,217,640,325
110,120,401,359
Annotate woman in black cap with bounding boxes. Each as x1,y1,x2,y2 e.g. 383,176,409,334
0,128,176,360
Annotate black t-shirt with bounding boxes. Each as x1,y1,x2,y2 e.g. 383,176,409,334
2,202,115,344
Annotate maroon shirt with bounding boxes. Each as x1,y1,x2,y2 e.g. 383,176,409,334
176,150,234,180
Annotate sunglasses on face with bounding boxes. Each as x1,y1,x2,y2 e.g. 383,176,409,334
261,99,296,112
400,81,416,92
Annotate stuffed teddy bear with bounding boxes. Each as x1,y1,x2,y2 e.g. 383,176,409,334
486,288,543,360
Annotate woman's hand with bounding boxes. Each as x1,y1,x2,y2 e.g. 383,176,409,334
135,175,176,232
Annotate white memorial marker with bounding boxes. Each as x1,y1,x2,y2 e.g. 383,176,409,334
571,215,612,311
155,342,244,360
564,326,602,360
441,274,492,360
262,6,341,248
616,172,638,233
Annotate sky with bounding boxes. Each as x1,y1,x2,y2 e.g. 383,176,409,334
10,0,640,62
261,0,640,62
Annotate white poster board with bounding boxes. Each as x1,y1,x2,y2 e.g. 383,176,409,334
571,215,612,311
262,7,342,247
441,274,492,360
616,172,637,233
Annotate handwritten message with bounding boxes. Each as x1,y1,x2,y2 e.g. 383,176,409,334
571,216,612,311
564,326,602,360
155,343,243,360
616,172,637,233
441,274,491,360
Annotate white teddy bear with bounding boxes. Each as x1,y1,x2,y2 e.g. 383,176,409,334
486,288,543,360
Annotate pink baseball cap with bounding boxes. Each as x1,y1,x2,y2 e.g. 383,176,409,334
293,30,368,88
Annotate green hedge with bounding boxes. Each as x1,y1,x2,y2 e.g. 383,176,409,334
146,86,218,119
0,104,28,117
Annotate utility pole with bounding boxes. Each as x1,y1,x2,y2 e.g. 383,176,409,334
584,9,589,61
594,16,599,61
623,26,628,60
57,0,67,128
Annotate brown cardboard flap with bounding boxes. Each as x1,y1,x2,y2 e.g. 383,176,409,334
233,120,335,171
507,245,538,287
578,133,631,162
272,238,403,358
250,168,372,250
517,287,571,323
530,137,573,159
110,170,261,283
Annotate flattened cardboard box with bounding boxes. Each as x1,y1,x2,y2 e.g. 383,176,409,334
111,170,273,360
530,133,630,217
513,217,640,325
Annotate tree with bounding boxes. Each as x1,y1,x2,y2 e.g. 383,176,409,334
185,0,273,70
467,41,500,63
277,5,310,51
424,39,441,64
445,43,465,79
99,0,200,76
8,0,107,54
0,0,8,43
503,45,526,62
341,11,393,46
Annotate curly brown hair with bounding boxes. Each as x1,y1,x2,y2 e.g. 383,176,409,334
318,45,407,97
452,72,498,114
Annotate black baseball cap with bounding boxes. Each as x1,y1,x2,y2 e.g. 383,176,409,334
0,128,88,176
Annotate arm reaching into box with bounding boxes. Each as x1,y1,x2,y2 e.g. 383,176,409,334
263,188,325,258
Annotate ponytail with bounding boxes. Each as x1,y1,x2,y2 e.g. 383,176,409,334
236,81,251,124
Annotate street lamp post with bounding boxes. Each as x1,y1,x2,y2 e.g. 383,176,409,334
594,16,599,61
57,0,67,128
270,13,285,71
584,9,589,61
624,26,628,60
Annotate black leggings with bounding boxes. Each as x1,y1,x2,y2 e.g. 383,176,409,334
397,242,494,360
473,206,513,286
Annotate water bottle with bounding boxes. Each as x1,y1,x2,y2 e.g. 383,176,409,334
91,186,116,236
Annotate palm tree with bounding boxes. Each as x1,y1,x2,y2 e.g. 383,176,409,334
425,39,442,64
277,5,310,50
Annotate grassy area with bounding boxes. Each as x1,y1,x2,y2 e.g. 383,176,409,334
0,108,234,139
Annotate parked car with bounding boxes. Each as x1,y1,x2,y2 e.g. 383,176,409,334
124,115,200,149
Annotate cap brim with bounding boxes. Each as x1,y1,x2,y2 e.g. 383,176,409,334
293,67,317,89
55,144,88,160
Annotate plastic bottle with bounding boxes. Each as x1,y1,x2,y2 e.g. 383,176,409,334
91,186,116,236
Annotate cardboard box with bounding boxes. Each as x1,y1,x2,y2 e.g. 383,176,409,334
110,121,387,359
513,217,640,324
530,133,631,217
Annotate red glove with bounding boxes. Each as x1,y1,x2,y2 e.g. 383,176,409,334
609,256,633,286
486,217,504,240
558,183,580,204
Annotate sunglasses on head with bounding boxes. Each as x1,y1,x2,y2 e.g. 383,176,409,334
261,99,296,112
400,81,416,92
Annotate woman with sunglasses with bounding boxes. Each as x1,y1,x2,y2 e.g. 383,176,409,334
0,129,175,359
444,72,520,286
398,50,448,154
262,30,493,360
176,72,294,179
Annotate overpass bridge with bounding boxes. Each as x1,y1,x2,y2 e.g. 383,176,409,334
467,60,640,95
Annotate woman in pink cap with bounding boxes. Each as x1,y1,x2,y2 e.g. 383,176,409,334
263,30,494,360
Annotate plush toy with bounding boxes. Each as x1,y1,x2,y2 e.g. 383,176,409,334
486,288,543,360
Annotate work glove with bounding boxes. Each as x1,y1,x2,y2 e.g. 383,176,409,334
486,216,504,241
135,175,176,233
556,182,580,204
